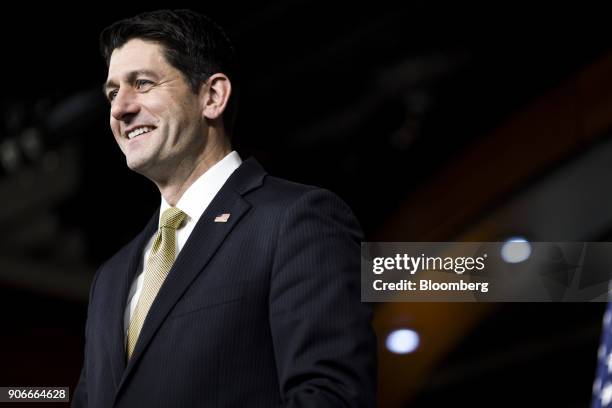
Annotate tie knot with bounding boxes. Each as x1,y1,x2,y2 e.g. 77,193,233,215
160,207,186,230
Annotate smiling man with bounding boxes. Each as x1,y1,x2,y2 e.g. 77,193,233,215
72,9,376,408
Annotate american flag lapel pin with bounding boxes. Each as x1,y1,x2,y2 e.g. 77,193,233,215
214,213,230,223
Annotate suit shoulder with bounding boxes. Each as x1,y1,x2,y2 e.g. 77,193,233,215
259,175,317,199
245,175,359,229
247,175,347,209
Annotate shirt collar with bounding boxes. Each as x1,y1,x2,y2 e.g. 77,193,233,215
159,151,242,227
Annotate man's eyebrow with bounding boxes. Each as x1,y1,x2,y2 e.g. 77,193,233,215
103,70,160,96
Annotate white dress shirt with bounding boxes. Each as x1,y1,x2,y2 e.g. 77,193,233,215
123,151,242,341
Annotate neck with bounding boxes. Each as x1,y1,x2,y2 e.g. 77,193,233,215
155,135,232,207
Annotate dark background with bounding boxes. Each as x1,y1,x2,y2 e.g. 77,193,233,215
0,2,610,407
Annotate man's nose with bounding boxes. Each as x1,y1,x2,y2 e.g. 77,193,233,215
111,88,140,121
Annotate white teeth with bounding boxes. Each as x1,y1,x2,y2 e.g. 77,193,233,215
127,126,153,139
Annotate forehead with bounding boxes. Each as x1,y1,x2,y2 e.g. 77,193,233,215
107,38,170,81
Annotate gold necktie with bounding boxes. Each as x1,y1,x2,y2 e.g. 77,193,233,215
127,207,186,359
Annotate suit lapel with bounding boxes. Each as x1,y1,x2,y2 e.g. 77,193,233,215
105,210,159,389
115,158,266,399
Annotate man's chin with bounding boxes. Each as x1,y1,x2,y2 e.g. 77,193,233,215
125,156,169,183
125,156,153,175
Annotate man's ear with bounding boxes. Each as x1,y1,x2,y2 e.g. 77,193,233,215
200,73,232,121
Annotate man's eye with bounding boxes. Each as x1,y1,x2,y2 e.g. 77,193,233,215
108,90,118,102
135,79,154,90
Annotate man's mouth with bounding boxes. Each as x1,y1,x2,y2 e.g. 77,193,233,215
127,126,156,140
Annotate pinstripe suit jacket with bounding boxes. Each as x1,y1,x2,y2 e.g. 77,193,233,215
72,158,377,407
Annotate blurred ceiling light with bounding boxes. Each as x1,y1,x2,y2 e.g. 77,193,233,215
386,329,420,354
501,237,531,264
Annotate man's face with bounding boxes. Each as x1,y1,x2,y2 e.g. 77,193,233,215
105,38,206,178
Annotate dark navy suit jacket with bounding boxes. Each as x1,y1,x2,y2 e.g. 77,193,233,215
72,158,377,407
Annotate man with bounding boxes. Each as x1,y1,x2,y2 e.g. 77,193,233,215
72,9,377,408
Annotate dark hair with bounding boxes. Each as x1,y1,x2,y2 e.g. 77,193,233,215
100,9,238,137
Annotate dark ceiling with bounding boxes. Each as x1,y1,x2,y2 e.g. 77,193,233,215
2,2,609,248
